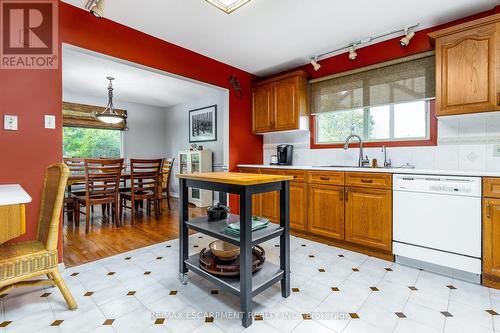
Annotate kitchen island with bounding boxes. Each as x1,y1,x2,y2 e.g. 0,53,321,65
177,172,293,328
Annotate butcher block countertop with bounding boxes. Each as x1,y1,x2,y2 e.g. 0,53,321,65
177,172,293,186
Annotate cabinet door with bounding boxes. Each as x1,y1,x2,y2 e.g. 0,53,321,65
290,182,307,231
483,199,500,283
238,168,262,216
260,169,283,223
345,187,392,251
252,83,274,133
308,184,344,240
274,77,299,131
435,23,499,116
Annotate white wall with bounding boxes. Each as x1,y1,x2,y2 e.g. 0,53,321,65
164,90,229,196
63,91,167,159
263,112,500,172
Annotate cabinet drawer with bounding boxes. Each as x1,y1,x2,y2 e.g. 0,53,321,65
345,172,391,189
259,168,285,175
239,167,261,174
308,171,344,186
484,178,500,198
283,169,307,182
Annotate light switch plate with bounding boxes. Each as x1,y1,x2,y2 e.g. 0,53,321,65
493,144,500,157
3,115,18,131
44,115,56,129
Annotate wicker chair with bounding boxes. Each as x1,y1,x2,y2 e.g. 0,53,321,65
0,163,77,310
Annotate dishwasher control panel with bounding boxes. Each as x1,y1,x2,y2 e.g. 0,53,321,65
393,174,482,197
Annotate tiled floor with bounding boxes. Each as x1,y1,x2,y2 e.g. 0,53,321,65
1,234,499,333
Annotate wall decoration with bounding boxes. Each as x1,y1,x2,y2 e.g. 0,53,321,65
229,74,243,99
189,105,217,143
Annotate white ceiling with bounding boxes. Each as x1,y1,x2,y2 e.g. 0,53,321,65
64,0,498,76
62,46,219,107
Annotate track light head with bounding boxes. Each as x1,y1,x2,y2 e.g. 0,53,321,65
348,45,358,61
400,29,415,47
89,0,105,18
311,57,321,71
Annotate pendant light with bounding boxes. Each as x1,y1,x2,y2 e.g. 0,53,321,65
95,77,126,124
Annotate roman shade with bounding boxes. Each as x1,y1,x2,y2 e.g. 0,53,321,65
311,54,435,114
62,102,127,130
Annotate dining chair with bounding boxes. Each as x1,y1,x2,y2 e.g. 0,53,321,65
73,158,124,233
160,158,175,211
120,159,162,224
0,163,77,310
62,157,85,224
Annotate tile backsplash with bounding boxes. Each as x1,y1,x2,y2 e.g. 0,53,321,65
263,112,500,171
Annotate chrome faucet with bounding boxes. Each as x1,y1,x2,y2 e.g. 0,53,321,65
382,145,392,168
343,134,370,167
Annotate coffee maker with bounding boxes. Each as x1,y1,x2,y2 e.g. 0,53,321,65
271,144,293,165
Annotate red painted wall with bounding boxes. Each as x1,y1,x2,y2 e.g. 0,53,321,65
0,2,262,259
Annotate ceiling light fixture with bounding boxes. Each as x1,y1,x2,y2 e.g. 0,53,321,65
310,23,419,70
348,45,358,61
85,0,105,18
95,77,127,124
310,57,321,71
205,0,251,14
400,27,416,47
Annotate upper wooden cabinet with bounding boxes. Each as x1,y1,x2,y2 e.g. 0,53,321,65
430,14,500,116
252,71,309,133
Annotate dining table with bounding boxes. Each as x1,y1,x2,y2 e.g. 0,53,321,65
0,184,32,244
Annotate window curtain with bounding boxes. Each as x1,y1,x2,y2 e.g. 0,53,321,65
311,54,435,114
62,101,127,130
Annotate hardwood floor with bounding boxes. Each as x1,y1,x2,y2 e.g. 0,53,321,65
63,198,203,267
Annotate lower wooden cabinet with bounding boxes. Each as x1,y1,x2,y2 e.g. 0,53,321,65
259,169,284,223
483,198,500,287
238,167,262,216
290,182,307,231
308,184,344,240
345,187,392,251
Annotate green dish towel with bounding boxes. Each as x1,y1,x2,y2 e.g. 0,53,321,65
224,216,269,236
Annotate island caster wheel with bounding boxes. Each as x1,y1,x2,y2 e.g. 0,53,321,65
179,273,188,285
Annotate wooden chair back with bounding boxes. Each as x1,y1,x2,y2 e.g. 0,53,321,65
84,158,124,204
130,159,163,198
63,158,85,175
36,163,70,251
161,158,175,194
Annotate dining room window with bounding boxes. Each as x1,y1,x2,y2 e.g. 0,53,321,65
63,127,122,158
310,53,437,148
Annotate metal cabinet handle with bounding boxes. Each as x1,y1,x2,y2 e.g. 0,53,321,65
497,93,500,106
320,177,330,181
487,202,492,219
361,179,373,183
293,175,297,179
345,188,348,201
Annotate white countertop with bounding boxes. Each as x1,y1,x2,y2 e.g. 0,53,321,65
0,184,32,206
238,164,500,178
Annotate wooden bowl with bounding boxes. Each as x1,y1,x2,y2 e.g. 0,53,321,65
209,240,240,261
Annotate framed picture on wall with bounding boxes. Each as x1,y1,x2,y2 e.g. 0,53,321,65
189,105,217,143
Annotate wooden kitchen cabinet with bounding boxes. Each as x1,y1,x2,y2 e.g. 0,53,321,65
290,182,308,231
238,167,262,216
259,169,284,223
345,187,392,252
252,84,274,133
430,14,500,116
308,184,345,240
252,70,309,133
483,198,500,288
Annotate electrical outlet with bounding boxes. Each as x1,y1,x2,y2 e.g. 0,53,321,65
44,115,56,129
493,144,500,157
3,115,18,131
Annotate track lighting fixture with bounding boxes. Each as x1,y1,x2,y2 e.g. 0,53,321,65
310,57,321,71
310,23,419,70
400,28,416,47
85,0,105,18
348,45,358,61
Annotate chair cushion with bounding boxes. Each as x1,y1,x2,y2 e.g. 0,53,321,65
0,241,57,283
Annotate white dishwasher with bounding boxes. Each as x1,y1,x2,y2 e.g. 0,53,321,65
393,174,482,282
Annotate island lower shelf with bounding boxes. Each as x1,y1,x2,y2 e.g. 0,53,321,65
185,215,284,246
184,254,284,297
